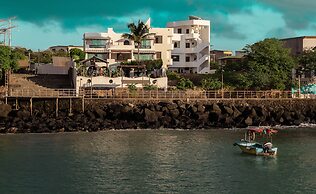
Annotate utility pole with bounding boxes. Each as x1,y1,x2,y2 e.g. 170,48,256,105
0,17,16,46
0,17,17,102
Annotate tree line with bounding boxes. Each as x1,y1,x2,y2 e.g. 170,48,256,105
169,38,316,90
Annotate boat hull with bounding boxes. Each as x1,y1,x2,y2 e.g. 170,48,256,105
234,141,278,156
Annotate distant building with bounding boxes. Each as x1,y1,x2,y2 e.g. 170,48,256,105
48,45,83,53
218,56,244,66
280,36,316,55
210,50,233,62
167,16,211,74
235,50,246,57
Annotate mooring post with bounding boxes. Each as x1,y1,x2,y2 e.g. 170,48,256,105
56,98,59,117
69,98,72,115
30,98,33,116
15,98,18,110
82,96,85,113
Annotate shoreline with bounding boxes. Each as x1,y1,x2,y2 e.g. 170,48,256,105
1,99,316,133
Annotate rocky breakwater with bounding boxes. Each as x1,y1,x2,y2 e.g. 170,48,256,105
0,99,316,133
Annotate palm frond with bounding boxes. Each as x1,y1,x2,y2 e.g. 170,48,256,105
122,33,134,40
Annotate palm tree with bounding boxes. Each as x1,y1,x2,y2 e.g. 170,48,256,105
122,20,155,62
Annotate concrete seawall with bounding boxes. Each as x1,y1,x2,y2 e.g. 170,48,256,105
0,98,315,133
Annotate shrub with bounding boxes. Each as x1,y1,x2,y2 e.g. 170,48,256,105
167,71,181,80
143,84,158,91
177,78,194,90
201,78,222,90
128,84,137,91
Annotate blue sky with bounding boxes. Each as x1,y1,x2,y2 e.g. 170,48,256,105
1,0,316,51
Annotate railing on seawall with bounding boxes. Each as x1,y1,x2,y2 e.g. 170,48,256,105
8,89,80,98
2,88,315,100
83,90,296,100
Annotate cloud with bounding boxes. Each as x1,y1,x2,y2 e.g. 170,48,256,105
2,0,316,50
1,0,256,39
259,0,316,29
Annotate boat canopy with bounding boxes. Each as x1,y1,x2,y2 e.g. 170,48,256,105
247,128,278,135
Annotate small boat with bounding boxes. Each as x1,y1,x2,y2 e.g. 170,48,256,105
234,127,278,156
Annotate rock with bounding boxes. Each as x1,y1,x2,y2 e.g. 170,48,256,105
245,117,253,126
94,108,106,119
85,110,96,119
166,103,178,110
224,106,234,115
197,104,205,113
170,109,180,118
249,108,257,118
198,112,209,122
16,110,31,120
189,105,198,113
212,103,222,114
144,108,157,123
233,108,242,118
0,104,11,118
7,127,18,133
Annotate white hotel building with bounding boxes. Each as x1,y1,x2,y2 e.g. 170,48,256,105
167,16,211,74
83,16,211,74
83,19,173,69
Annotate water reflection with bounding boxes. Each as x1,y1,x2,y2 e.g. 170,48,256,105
0,129,315,193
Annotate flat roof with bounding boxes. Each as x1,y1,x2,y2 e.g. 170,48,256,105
218,56,243,60
280,36,316,41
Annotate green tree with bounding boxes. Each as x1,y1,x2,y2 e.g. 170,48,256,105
298,49,316,72
52,50,69,57
30,51,53,64
244,38,295,90
0,46,25,81
122,20,155,62
70,48,85,62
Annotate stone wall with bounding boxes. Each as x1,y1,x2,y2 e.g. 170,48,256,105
0,99,315,133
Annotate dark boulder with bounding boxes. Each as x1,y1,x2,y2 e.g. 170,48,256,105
223,106,234,115
144,108,158,123
94,108,106,119
0,104,12,118
170,109,180,118
212,103,222,114
166,103,178,110
245,116,253,126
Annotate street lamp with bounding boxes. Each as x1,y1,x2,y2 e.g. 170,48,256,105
298,67,305,98
221,64,224,98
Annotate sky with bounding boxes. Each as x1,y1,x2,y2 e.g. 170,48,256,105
1,0,316,52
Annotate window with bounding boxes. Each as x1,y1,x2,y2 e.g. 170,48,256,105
174,42,180,48
87,53,108,60
156,52,162,59
87,39,108,48
137,40,151,49
155,36,163,44
124,40,130,45
186,43,190,48
177,28,182,34
186,29,190,34
172,55,180,62
186,56,190,62
134,54,153,61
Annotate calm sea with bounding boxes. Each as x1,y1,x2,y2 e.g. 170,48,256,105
0,128,315,194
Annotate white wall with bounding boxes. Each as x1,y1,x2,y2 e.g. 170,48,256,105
76,76,168,94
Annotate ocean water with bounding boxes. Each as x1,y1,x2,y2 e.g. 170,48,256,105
0,128,315,194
